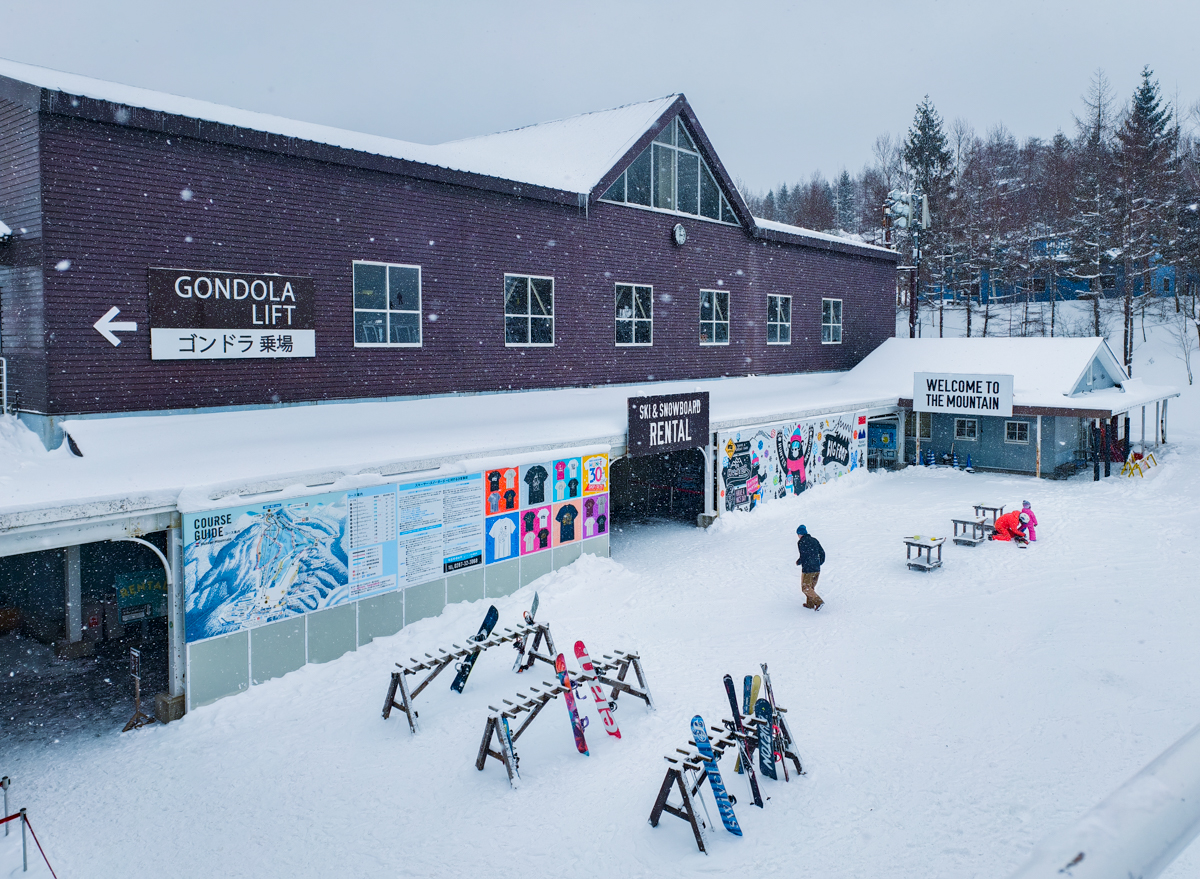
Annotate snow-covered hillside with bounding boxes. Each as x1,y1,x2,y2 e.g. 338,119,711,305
3,301,1199,878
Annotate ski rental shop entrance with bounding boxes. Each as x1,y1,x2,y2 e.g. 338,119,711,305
611,392,712,524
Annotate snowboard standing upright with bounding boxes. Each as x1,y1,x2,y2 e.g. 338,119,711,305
760,663,790,781
691,715,741,836
723,675,763,807
574,640,621,739
512,592,540,672
555,653,590,755
450,605,499,693
754,698,777,780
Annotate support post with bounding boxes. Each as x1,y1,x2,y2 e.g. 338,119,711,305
167,517,185,700
1,776,9,836
1035,415,1042,478
1102,422,1110,478
913,411,921,466
1162,399,1168,444
1093,421,1100,482
1142,406,1146,452
699,433,717,527
64,545,81,643
1155,401,1161,445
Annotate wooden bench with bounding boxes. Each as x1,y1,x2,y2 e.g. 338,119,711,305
972,504,1005,529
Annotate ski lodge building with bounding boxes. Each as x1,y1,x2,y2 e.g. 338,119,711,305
0,60,900,715
0,61,1178,720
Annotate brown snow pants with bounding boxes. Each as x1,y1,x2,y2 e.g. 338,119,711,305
801,572,823,607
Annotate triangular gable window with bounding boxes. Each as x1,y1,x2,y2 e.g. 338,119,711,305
601,117,740,225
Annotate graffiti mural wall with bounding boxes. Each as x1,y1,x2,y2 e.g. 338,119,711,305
717,413,867,512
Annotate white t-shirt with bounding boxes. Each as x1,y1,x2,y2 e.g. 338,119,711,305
489,517,516,559
503,468,518,490
583,516,596,538
556,480,566,501
536,508,551,529
567,460,579,479
523,531,537,553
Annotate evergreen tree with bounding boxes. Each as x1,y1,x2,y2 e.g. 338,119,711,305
903,96,954,201
834,170,856,231
1113,67,1178,371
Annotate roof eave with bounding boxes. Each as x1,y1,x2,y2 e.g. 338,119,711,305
29,80,587,207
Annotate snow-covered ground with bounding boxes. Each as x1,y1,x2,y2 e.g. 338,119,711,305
3,301,1199,878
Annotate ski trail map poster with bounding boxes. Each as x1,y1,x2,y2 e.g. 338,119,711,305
718,413,867,513
183,453,608,643
184,492,350,642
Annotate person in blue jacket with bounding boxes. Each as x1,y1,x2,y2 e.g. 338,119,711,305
795,525,826,611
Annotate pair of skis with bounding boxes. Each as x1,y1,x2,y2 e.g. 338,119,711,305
554,640,623,756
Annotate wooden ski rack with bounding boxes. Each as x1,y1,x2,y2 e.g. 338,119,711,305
477,650,654,787
382,620,556,734
649,704,803,854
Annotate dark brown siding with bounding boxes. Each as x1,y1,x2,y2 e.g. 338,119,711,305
34,112,895,416
0,97,46,411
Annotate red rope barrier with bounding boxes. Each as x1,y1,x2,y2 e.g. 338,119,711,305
23,814,59,879
0,812,19,825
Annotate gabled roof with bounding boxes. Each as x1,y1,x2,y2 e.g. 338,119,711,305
436,96,679,195
0,58,679,197
0,57,896,259
835,337,1177,414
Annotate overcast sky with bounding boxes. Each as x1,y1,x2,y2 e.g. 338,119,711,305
2,0,1198,195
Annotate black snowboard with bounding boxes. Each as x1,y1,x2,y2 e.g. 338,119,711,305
450,604,499,693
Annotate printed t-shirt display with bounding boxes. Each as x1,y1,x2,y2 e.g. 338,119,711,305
503,489,517,510
556,504,578,542
489,517,516,559
487,471,502,492
524,465,549,504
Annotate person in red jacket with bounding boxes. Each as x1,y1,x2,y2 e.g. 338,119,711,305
989,510,1030,544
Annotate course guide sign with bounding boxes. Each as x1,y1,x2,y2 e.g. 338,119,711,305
718,413,867,513
182,452,608,643
627,391,709,456
148,266,316,360
913,373,1013,417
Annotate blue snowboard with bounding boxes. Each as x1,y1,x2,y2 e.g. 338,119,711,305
691,715,742,836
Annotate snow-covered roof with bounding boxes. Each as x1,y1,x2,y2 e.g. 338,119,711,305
837,337,1178,412
0,57,676,197
0,372,894,534
434,97,678,195
753,217,896,256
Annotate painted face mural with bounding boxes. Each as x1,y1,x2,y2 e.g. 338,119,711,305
721,413,866,513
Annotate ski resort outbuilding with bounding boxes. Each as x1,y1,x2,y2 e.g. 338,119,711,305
837,337,1180,478
0,59,898,717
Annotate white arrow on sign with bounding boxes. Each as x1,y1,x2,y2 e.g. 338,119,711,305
94,306,138,346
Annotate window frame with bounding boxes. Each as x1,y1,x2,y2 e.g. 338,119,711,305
699,288,730,346
767,294,792,345
352,260,423,348
615,283,653,347
905,411,931,439
1005,420,1030,444
599,117,740,226
504,273,555,348
955,418,979,441
821,297,843,345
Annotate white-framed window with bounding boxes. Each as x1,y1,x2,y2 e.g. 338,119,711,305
599,117,740,225
767,295,791,344
905,411,931,439
504,274,554,346
821,298,843,344
699,289,729,345
615,284,653,346
353,261,422,346
955,418,979,441
1005,421,1030,443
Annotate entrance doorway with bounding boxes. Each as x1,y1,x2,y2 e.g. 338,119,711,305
610,448,707,524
